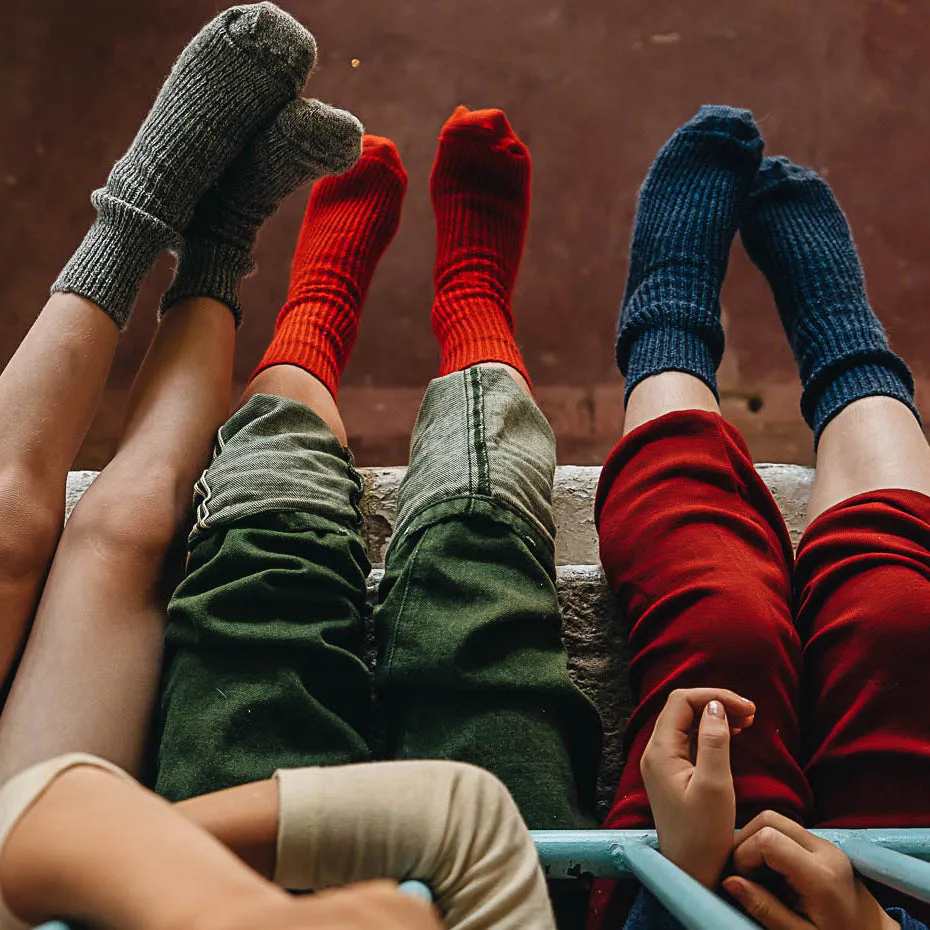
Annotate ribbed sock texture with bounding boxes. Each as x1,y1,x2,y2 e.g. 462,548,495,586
251,135,407,397
430,106,531,383
161,98,363,324
617,105,763,402
741,156,917,443
53,2,316,328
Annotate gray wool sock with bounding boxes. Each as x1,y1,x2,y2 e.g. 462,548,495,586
52,2,317,328
160,97,363,324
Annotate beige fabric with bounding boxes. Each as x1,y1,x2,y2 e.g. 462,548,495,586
274,759,556,930
0,753,133,930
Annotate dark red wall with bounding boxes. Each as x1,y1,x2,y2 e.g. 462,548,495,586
3,0,928,467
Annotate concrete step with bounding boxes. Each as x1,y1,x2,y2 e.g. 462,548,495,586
64,464,814,815
65,463,815,566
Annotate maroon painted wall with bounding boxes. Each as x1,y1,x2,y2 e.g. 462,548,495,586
3,0,928,467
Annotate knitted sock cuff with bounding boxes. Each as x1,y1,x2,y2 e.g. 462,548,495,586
622,326,721,404
51,190,178,329
436,335,531,386
159,239,252,325
811,360,920,445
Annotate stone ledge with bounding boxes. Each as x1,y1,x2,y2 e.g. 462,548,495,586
66,463,816,566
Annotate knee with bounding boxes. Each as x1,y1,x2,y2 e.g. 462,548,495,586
66,468,189,564
644,580,798,667
820,574,930,666
0,468,64,580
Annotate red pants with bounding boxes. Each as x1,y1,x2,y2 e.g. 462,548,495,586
589,411,930,928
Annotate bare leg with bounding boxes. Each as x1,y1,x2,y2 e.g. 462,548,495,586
242,365,346,443
807,397,930,523
0,298,234,780
623,371,720,436
476,361,531,397
0,295,120,684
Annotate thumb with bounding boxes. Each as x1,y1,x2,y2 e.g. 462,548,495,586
695,700,732,782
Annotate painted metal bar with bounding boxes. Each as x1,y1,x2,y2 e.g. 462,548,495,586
841,838,930,905
532,829,930,878
398,879,434,903
621,840,758,930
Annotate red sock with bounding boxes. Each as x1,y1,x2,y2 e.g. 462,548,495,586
430,106,532,384
252,135,407,398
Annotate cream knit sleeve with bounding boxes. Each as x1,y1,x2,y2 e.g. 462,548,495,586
274,759,556,930
0,753,134,930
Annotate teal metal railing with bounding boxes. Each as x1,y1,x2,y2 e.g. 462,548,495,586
535,829,930,930
33,829,930,930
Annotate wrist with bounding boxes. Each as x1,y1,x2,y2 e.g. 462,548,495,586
857,882,901,930
658,837,729,889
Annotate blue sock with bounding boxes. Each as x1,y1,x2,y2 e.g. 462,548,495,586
740,156,918,445
616,105,763,403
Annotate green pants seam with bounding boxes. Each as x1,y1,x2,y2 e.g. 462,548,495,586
469,366,491,496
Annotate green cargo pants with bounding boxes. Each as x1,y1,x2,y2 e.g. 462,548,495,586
156,366,601,831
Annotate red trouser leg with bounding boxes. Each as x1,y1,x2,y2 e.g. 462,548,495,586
588,411,812,930
796,491,930,921
797,490,930,826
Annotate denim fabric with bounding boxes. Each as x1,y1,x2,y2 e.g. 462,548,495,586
376,368,601,830
156,399,371,800
156,370,602,839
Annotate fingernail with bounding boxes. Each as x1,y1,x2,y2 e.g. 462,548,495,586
707,700,724,718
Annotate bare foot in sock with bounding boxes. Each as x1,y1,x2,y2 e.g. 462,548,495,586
53,2,317,327
616,105,763,402
740,156,916,441
162,97,364,324
251,135,407,398
430,106,531,382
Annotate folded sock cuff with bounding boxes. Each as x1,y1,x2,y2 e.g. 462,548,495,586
622,325,721,404
51,191,178,328
160,238,252,324
812,362,921,445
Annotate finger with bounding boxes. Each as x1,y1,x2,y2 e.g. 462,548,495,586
650,689,756,753
723,877,812,930
735,811,819,853
694,700,733,782
732,826,816,889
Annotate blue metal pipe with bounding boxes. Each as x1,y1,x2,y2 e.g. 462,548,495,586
841,837,930,904
532,829,930,878
621,840,758,930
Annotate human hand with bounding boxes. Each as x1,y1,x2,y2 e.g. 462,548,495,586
640,687,756,888
723,811,899,930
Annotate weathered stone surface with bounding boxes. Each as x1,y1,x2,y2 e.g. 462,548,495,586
756,463,815,547
65,471,97,520
66,464,815,559
63,463,814,817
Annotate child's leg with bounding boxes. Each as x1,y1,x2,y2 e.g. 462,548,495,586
591,109,811,929
0,297,119,685
0,70,362,780
156,136,406,800
374,109,602,833
0,298,235,781
742,160,930,829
